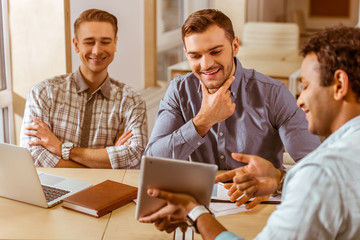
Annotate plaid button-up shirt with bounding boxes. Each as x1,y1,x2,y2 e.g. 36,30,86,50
20,69,147,169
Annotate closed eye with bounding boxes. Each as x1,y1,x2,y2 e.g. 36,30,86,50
189,54,201,59
211,50,221,55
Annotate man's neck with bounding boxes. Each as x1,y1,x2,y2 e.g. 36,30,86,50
330,101,360,135
79,66,108,92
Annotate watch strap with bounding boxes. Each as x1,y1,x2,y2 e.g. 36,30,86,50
186,205,212,233
275,169,287,195
62,142,74,160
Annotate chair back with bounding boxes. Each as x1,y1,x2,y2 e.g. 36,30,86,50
242,22,299,50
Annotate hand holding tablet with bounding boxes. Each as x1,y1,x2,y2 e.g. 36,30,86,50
135,156,218,220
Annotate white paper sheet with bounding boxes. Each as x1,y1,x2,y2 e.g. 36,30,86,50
210,183,281,217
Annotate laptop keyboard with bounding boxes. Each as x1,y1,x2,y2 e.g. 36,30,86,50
42,185,70,202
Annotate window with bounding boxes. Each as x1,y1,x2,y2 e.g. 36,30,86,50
0,0,14,143
157,0,211,81
157,0,185,81
0,1,6,91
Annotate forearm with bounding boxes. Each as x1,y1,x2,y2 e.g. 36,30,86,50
197,214,227,240
68,144,145,169
192,114,214,137
69,148,112,168
55,159,88,168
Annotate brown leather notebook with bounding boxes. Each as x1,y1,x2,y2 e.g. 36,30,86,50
62,180,138,217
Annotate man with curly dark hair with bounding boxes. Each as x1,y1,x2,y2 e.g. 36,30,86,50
139,25,360,239
301,25,360,96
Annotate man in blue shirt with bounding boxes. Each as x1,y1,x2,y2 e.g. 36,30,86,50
145,9,319,171
139,25,360,239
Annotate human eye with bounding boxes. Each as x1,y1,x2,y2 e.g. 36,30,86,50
189,54,201,59
302,82,308,91
83,41,94,45
211,50,222,55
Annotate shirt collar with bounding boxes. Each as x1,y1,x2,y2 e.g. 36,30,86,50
321,114,360,148
73,68,111,99
196,57,243,99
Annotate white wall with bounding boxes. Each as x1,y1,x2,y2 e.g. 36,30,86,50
213,0,247,40
70,0,145,90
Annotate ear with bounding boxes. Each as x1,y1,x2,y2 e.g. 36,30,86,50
333,69,349,101
184,47,190,60
114,36,118,52
73,38,80,53
232,36,240,57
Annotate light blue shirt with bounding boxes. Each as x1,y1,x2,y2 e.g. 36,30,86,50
216,115,360,240
145,58,320,169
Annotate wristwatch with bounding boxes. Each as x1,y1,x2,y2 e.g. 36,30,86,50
186,205,212,233
275,169,287,195
62,142,74,160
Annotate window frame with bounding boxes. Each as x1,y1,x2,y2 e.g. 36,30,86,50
156,0,212,81
0,0,14,144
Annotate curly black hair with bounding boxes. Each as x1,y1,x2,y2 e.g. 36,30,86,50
300,26,360,99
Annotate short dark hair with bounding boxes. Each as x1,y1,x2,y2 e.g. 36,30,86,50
74,9,118,39
301,26,360,99
181,9,235,46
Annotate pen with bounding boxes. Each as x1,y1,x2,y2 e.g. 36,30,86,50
210,198,280,204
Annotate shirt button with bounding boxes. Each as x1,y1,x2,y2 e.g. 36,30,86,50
219,132,223,136
220,155,224,159
197,142,201,146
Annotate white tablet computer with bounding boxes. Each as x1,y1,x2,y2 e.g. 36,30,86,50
135,156,218,220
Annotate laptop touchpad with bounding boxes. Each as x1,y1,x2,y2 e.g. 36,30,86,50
38,173,64,185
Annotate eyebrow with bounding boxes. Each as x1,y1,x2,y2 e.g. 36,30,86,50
186,45,224,55
82,37,113,41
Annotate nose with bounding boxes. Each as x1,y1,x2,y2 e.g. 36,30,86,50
92,42,102,55
297,93,304,109
200,54,215,70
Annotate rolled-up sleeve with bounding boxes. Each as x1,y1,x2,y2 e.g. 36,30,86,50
107,93,148,169
20,83,61,167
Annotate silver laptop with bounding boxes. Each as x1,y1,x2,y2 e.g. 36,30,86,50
0,143,92,208
135,156,218,219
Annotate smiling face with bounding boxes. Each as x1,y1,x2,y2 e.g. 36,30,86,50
297,53,338,137
184,25,239,93
73,21,117,80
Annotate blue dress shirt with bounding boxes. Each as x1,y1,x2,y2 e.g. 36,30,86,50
145,58,320,169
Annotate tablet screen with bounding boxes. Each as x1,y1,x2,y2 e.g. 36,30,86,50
135,156,218,219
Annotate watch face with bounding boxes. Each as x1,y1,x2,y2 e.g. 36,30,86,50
185,216,194,226
64,142,73,148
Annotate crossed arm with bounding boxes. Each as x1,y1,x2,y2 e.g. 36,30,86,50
24,119,133,168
